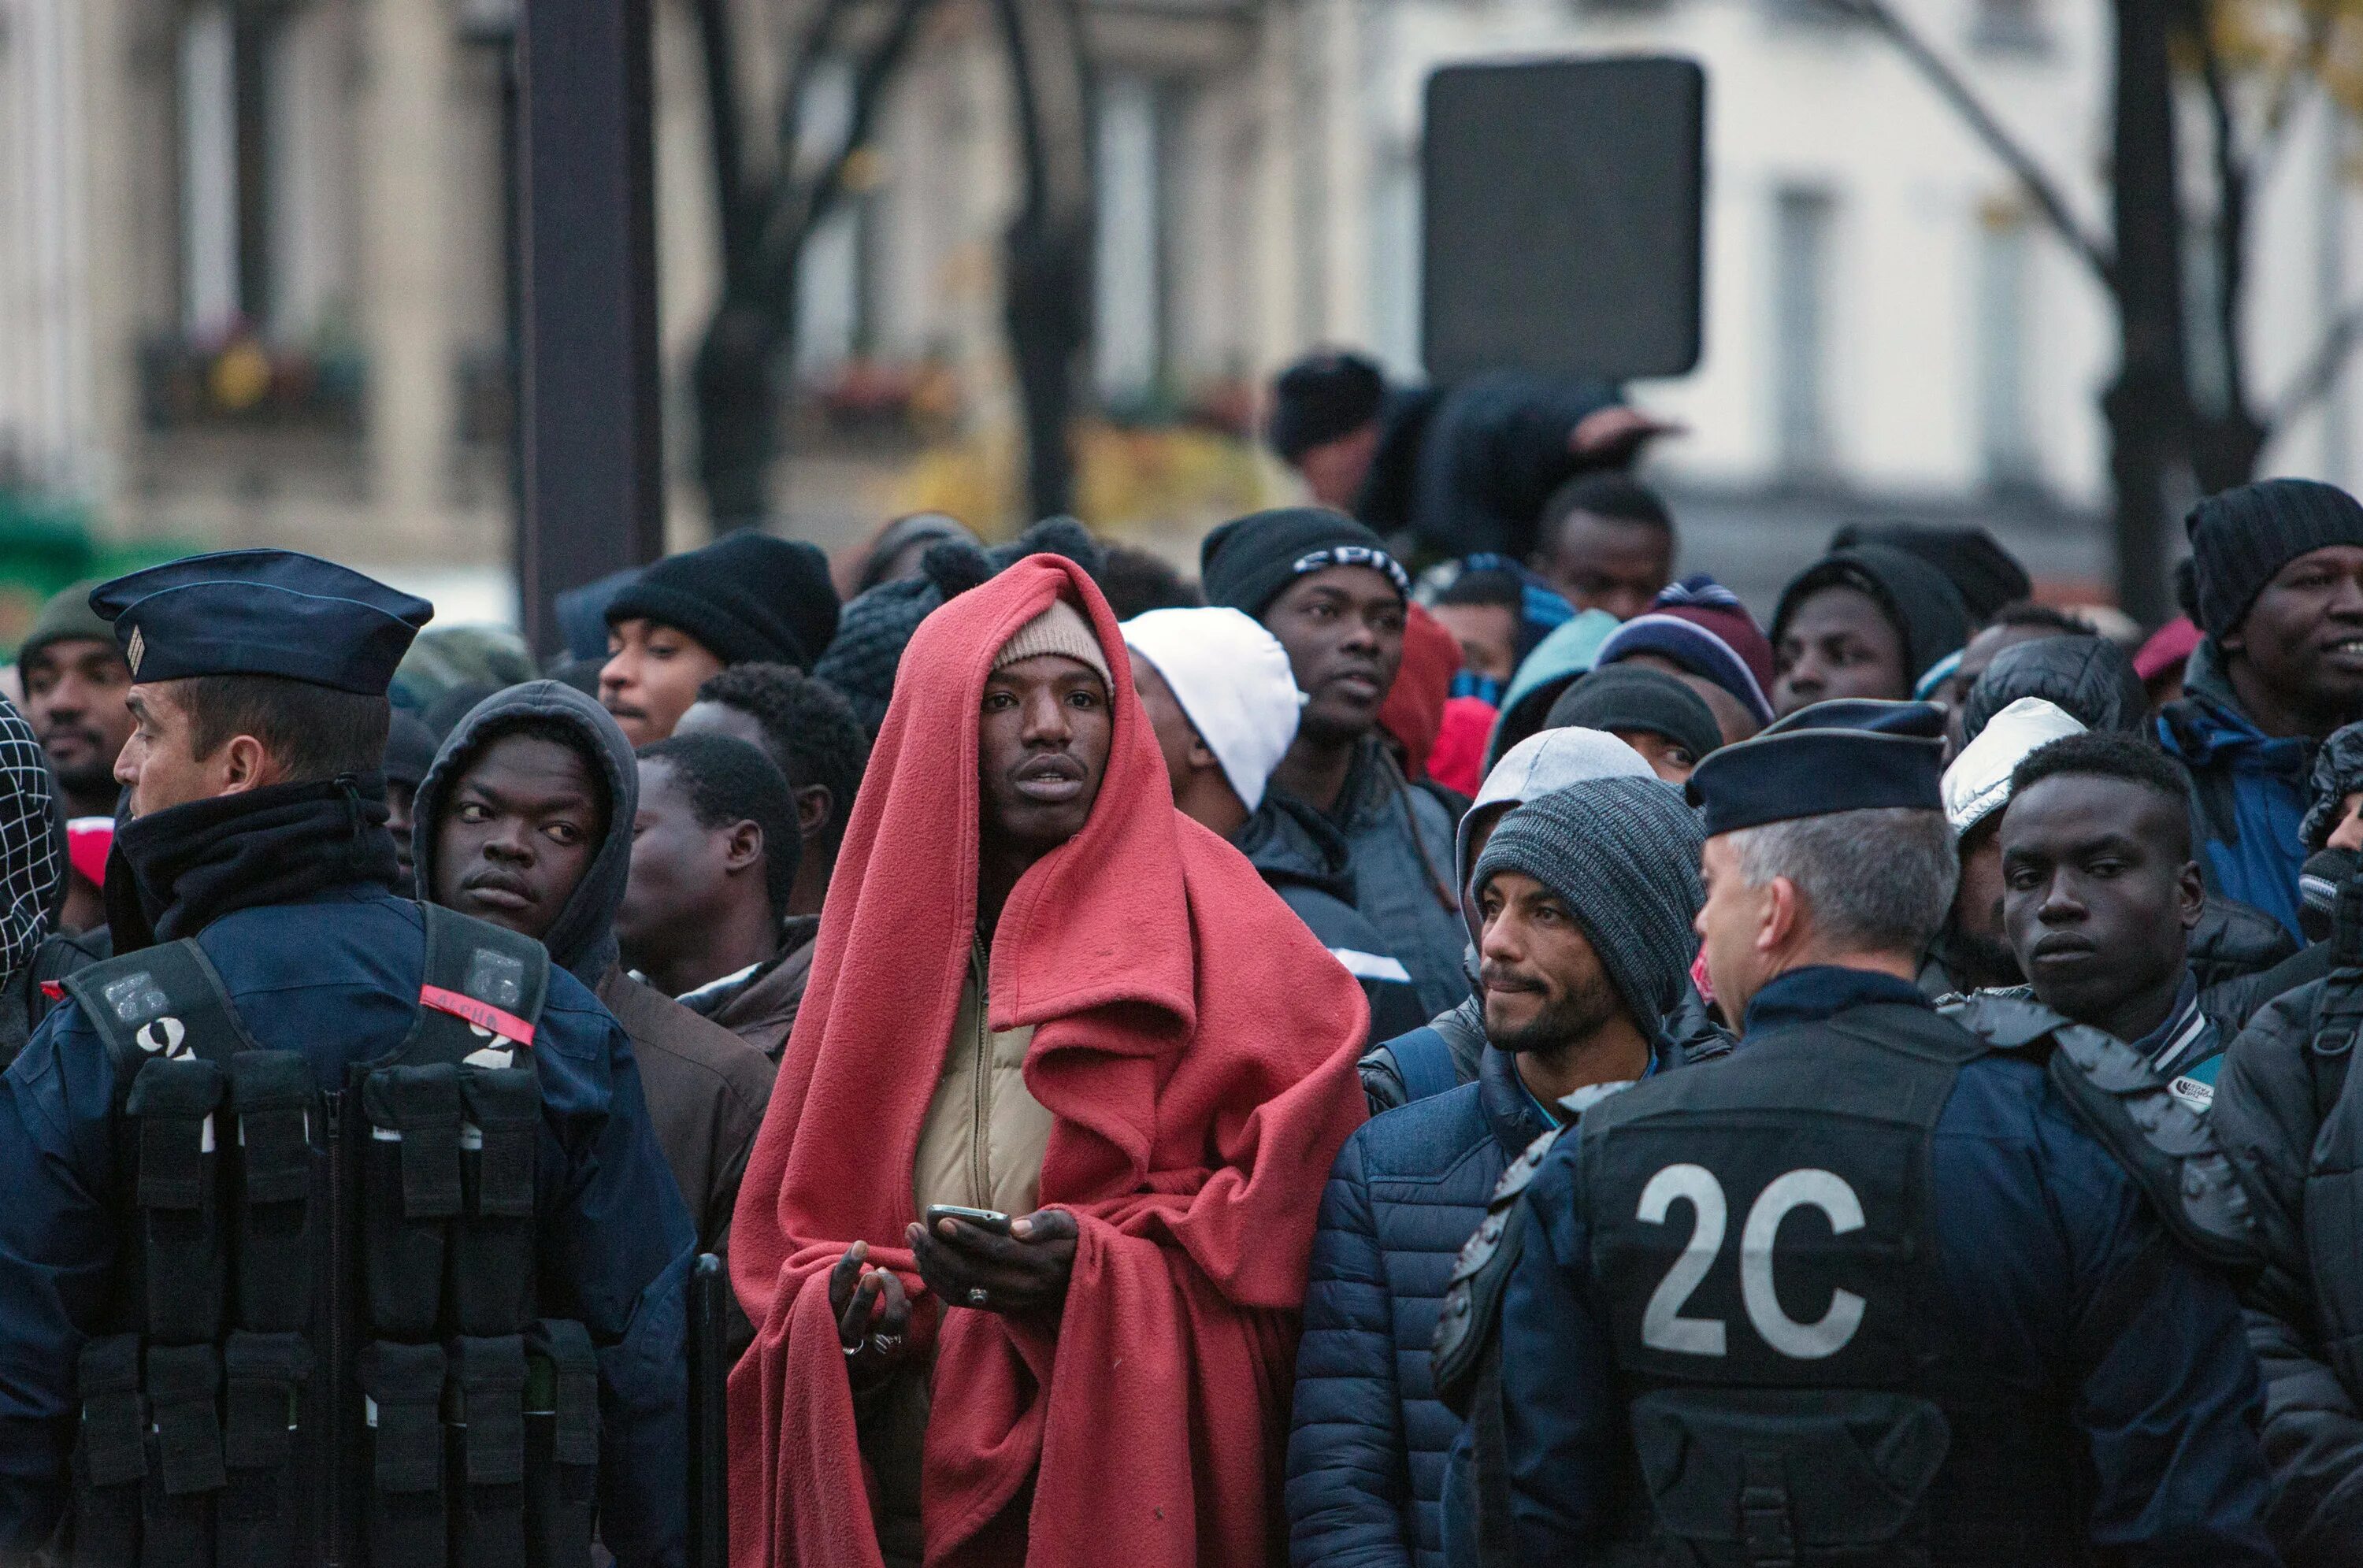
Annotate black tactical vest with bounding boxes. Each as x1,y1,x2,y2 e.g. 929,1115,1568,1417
63,903,599,1568
1581,1003,2094,1566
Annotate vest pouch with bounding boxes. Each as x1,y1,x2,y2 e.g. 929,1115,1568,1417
124,1057,226,1345
521,1320,597,1568
447,1335,528,1568
1629,1388,1949,1567
140,1344,224,1568
362,1066,463,1339
215,1331,313,1568
449,1068,539,1336
228,1052,314,1333
69,1333,146,1568
358,1340,449,1568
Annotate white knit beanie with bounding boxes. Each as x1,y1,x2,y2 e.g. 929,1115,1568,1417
1121,607,1304,812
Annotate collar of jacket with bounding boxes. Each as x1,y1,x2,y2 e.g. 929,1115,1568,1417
1475,1025,1687,1158
1232,790,1359,904
2160,638,2314,773
1741,964,1930,1040
106,773,399,951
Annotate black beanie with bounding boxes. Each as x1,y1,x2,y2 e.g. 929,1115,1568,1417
1267,351,1386,463
605,531,840,672
1773,544,1970,687
2185,477,2363,640
1829,521,2030,624
1544,665,1722,762
1200,508,1409,619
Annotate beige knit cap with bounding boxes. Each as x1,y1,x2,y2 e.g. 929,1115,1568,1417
991,598,1111,686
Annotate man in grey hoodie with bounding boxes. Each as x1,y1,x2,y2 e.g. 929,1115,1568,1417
414,680,777,1266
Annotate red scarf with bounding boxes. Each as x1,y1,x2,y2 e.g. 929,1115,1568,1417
728,555,1369,1568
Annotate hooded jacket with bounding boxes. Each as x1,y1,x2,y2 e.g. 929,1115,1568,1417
1959,633,2150,745
1236,792,1427,1045
1482,612,1620,771
2214,977,2363,1563
2159,637,2315,937
726,554,1369,1568
414,680,777,1259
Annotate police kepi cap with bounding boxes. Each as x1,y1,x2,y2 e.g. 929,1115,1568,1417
1685,698,1946,837
90,549,434,696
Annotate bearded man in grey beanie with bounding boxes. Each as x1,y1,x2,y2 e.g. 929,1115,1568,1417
1286,776,1719,1568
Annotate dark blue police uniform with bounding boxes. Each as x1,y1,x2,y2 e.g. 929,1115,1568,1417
1493,966,2277,1565
0,553,693,1566
1442,701,2278,1567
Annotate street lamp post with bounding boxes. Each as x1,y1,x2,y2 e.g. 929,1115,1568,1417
502,0,665,655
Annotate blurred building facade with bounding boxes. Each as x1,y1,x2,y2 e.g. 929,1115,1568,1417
2,0,2361,601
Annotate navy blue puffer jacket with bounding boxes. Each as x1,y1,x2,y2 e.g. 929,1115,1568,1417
1286,1043,1548,1568
1289,1009,1724,1568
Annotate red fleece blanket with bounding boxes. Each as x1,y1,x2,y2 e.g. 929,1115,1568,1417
728,555,1370,1568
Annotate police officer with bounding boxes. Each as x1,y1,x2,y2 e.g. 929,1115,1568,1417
1444,700,2277,1565
0,552,694,1566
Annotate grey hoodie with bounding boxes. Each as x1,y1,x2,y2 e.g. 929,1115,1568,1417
413,680,638,988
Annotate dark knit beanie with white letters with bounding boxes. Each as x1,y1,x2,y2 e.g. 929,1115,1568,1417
1471,776,1704,1037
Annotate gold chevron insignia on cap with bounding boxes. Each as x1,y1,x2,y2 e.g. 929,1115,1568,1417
124,625,144,678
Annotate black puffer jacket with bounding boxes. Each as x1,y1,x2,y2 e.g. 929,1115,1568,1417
2192,894,2302,993
1959,632,2149,745
2215,974,2363,1565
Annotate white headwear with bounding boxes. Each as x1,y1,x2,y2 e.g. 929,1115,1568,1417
1457,726,1658,941
1941,696,2087,836
1121,606,1305,813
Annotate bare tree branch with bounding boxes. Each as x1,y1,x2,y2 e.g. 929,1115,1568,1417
2270,293,2363,430
2254,0,2337,182
756,0,937,302
2195,10,2254,417
1840,0,2117,288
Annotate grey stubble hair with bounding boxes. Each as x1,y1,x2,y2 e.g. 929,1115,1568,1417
1727,806,1958,959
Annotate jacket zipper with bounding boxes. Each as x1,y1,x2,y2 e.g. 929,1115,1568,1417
969,940,991,1208
322,1086,348,1567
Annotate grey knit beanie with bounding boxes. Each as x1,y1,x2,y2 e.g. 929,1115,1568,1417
2187,477,2363,640
1471,776,1704,1037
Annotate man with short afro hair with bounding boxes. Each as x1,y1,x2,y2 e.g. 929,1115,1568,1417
617,732,803,1006
676,663,869,918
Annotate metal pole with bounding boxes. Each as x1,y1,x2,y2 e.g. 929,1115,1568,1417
512,0,665,655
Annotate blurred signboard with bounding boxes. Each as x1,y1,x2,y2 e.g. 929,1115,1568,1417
1423,57,1707,383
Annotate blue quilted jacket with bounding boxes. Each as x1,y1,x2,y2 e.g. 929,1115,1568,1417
1285,1027,1641,1568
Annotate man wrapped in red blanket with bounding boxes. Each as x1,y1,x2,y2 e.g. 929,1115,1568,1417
728,553,1370,1568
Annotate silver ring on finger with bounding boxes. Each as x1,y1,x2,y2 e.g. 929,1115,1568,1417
870,1333,903,1353
967,1287,989,1308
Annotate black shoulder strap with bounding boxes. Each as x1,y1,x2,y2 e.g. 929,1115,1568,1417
1434,1122,1564,1417
64,940,262,1096
1944,991,2264,1276
379,904,551,1069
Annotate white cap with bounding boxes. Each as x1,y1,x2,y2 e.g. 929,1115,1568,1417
1121,606,1305,813
1941,697,2087,836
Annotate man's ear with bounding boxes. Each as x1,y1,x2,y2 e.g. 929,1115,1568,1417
795,784,831,843
1759,876,1802,956
724,820,766,875
216,733,276,795
2178,859,2206,932
1185,730,1222,777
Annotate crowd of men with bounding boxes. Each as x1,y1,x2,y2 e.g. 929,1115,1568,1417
5,345,2363,1566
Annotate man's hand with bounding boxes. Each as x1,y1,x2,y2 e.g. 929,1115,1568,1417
906,1208,1079,1319
829,1240,914,1385
1568,406,1685,464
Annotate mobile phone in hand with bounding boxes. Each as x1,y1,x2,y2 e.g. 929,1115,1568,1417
925,1203,1013,1236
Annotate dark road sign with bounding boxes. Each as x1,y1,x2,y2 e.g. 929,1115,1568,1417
1423,57,1707,384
